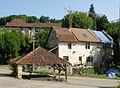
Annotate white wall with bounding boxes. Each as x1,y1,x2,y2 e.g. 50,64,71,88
58,42,112,66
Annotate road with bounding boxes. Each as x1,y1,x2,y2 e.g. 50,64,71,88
0,67,119,88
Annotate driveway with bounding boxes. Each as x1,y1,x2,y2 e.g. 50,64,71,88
0,67,119,88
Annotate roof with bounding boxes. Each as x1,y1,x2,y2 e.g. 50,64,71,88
6,19,33,27
33,23,62,28
53,28,78,42
5,19,62,28
71,28,100,43
16,46,70,65
52,28,100,43
91,30,113,44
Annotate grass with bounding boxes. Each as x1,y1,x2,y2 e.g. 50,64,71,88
0,65,10,67
72,74,120,80
0,27,6,34
116,85,120,88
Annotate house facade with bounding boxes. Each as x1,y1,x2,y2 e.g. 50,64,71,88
47,27,113,67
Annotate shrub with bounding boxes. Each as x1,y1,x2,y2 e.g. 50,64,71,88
116,72,120,77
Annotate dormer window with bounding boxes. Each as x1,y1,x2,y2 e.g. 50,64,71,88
68,43,72,49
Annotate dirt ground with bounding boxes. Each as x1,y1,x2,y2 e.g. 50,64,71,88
0,67,119,88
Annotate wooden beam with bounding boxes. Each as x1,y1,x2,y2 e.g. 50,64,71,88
65,64,67,81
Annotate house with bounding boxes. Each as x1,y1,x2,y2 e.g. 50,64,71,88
47,27,113,67
5,19,62,37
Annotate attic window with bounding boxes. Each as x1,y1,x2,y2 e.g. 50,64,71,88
82,34,88,37
68,43,72,49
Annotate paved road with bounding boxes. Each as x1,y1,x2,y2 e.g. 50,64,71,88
0,67,119,88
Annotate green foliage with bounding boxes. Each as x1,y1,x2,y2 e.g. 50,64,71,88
73,67,101,75
116,84,120,88
39,16,50,23
88,4,96,30
107,22,120,66
116,72,120,77
27,16,39,23
0,15,61,26
35,29,50,48
62,13,93,29
96,15,109,31
0,29,32,64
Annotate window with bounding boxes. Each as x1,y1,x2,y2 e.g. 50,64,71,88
88,43,90,49
85,43,87,49
85,43,90,49
86,56,93,62
86,56,93,66
68,43,72,49
63,56,69,61
79,56,82,64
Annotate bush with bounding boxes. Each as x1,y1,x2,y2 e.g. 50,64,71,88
116,85,120,88
116,72,120,77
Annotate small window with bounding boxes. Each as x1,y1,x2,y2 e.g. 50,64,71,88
85,43,87,49
68,43,72,49
63,56,69,61
86,56,93,63
79,57,82,64
88,43,90,49
85,43,90,49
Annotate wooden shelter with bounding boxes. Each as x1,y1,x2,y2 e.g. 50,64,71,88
16,46,70,81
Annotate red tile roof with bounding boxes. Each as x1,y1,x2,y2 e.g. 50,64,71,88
16,46,70,65
52,28,100,43
5,19,62,28
53,28,78,42
71,28,100,43
6,19,34,27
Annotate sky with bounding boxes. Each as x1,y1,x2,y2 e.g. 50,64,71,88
0,0,119,21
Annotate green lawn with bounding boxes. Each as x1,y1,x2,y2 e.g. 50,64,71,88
0,65,10,67
0,27,6,34
72,74,120,80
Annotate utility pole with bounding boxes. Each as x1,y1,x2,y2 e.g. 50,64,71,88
32,27,35,50
64,6,72,28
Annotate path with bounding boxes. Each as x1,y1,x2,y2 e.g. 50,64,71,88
0,67,119,88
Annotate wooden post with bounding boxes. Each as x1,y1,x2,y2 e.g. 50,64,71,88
65,64,67,81
58,69,61,78
53,67,56,80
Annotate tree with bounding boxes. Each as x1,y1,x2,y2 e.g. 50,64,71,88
35,29,50,48
27,16,39,23
39,16,50,23
107,22,120,66
62,13,93,29
50,18,62,23
88,4,96,30
0,29,32,64
96,15,109,31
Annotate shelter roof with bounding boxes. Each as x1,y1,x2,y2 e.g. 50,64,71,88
16,46,70,65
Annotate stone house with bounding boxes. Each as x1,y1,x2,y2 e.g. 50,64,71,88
47,27,113,67
5,19,62,37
